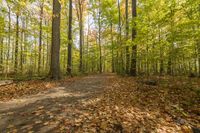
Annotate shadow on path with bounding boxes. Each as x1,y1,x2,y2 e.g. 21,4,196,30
0,74,114,133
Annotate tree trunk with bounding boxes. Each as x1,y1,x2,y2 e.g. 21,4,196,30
24,17,28,66
46,20,49,72
79,19,83,72
0,38,3,73
98,1,102,73
159,29,164,75
86,15,90,72
38,1,44,74
78,0,83,72
111,22,114,73
49,0,61,79
198,40,200,76
67,0,73,75
117,0,123,74
20,19,24,74
14,13,19,74
125,0,130,74
6,5,11,77
34,31,37,74
130,0,137,76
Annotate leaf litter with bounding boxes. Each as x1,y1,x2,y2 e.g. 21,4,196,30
0,74,199,132
71,76,200,132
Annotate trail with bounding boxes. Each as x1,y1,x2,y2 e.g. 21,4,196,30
0,74,115,133
0,74,199,133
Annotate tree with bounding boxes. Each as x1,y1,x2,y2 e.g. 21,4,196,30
38,0,44,74
0,0,199,78
125,0,130,74
75,0,85,72
130,0,137,76
6,3,11,77
67,0,73,75
49,0,61,79
98,0,102,73
14,12,19,74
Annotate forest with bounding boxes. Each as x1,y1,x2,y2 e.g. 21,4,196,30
0,0,200,132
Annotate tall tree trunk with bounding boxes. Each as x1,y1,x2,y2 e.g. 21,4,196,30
159,29,164,75
20,18,24,74
79,19,83,72
6,5,11,77
125,0,130,74
38,0,44,74
103,44,106,72
14,13,19,74
23,17,28,66
197,5,200,76
130,0,137,76
49,0,61,79
98,0,102,73
197,41,200,76
34,31,37,74
146,43,149,75
167,7,175,76
0,38,3,73
67,0,73,75
46,20,49,72
42,40,45,72
167,45,172,75
86,15,90,72
117,0,123,74
78,0,83,72
111,22,114,73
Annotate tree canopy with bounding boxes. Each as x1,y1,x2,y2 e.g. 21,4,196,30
0,0,199,79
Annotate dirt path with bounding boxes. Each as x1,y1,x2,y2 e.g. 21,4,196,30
1,74,199,133
0,74,115,133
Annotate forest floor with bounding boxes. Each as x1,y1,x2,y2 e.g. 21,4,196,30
0,73,199,133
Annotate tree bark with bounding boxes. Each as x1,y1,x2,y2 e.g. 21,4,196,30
6,5,11,77
76,0,83,72
14,13,19,74
38,0,44,74
111,22,114,73
159,29,164,75
0,38,3,73
86,15,90,72
117,0,123,74
67,0,73,75
125,0,130,74
46,20,50,72
20,18,24,74
197,40,200,76
130,0,137,76
98,0,102,73
49,0,61,79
